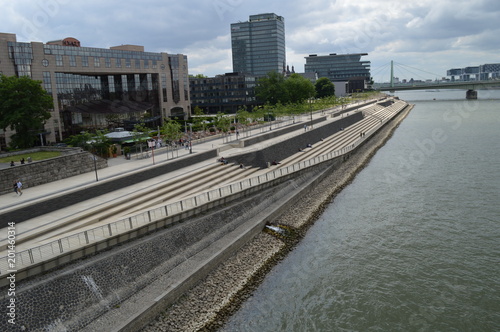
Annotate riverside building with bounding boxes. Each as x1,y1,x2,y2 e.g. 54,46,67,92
189,72,258,114
231,13,286,77
304,53,371,93
447,63,500,81
0,32,190,147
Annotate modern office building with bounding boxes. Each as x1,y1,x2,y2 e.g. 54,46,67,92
447,63,500,81
304,53,371,92
231,13,286,77
189,72,258,114
0,32,190,147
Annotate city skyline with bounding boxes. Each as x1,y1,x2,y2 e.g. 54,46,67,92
0,0,499,82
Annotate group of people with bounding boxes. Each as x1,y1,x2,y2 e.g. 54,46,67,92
13,180,23,196
10,157,32,167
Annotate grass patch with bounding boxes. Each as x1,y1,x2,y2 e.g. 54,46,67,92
0,151,62,163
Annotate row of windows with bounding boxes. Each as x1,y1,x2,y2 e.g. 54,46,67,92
47,55,159,69
43,44,163,61
192,97,256,104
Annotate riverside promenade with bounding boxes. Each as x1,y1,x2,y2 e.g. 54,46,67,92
0,99,371,247
0,97,410,332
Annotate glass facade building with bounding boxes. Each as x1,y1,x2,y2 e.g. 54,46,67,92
304,53,371,85
190,72,258,114
447,63,500,81
231,13,285,77
0,33,190,145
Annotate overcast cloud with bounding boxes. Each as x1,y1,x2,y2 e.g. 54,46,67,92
1,0,499,82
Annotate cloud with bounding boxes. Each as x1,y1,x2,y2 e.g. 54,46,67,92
0,0,499,80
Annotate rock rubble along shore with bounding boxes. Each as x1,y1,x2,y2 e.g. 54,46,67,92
143,104,414,332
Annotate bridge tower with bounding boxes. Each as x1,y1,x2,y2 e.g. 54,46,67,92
390,60,394,88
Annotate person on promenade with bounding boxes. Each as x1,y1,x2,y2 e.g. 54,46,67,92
17,180,23,196
20,158,25,164
13,181,18,195
10,160,15,167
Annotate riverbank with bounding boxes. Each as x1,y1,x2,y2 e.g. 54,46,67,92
142,104,414,332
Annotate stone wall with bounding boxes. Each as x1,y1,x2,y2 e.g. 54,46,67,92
241,117,326,148
0,151,107,196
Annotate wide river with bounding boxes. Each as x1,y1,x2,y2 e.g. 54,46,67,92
222,89,500,331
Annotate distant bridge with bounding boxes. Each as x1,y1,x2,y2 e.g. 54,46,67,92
372,60,500,99
373,80,500,99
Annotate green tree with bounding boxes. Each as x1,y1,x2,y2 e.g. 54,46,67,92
214,112,231,134
315,77,335,98
161,117,183,158
161,117,183,144
283,73,316,104
255,71,289,105
132,122,150,156
66,131,93,150
0,74,53,148
192,106,206,132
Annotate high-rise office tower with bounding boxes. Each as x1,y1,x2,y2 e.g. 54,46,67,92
231,13,285,77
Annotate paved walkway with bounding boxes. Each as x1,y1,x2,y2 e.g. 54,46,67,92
0,105,363,213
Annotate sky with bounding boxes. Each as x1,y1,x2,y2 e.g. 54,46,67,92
1,0,499,83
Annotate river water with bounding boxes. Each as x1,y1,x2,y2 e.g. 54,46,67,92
222,89,500,331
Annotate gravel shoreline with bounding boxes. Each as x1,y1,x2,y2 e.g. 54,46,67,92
142,105,413,332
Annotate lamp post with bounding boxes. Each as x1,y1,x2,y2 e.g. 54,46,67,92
91,144,98,182
309,98,313,129
269,110,272,131
188,123,193,154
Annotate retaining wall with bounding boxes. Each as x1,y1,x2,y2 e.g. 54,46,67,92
229,112,364,168
0,150,107,196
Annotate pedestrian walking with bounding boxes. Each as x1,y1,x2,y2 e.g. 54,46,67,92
13,181,18,195
17,180,23,196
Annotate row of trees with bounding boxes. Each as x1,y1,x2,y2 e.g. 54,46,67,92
255,72,336,105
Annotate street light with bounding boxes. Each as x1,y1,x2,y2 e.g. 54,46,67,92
309,98,313,129
188,123,193,154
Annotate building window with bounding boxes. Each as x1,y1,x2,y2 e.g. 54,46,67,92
105,57,111,68
144,60,149,69
94,57,100,67
42,59,49,67
43,71,52,93
125,59,131,68
152,60,157,69
56,55,63,66
161,73,167,102
135,59,140,69
82,56,89,67
69,55,76,67
115,58,122,68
